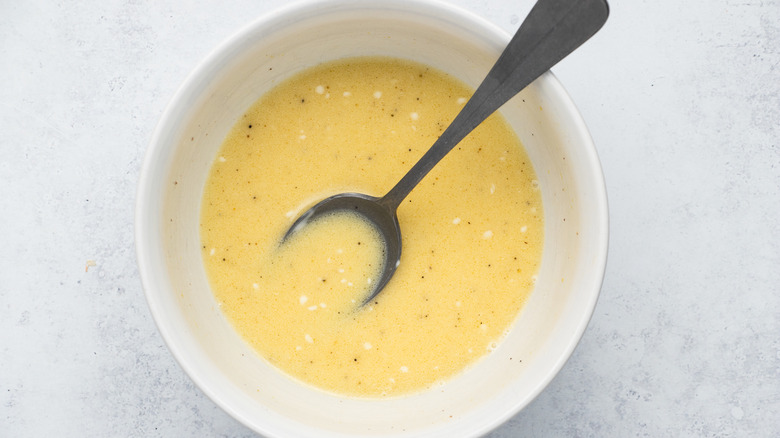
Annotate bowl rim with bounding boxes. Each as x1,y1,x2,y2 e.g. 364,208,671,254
135,0,609,436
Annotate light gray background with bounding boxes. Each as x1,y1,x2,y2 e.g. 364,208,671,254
2,0,778,436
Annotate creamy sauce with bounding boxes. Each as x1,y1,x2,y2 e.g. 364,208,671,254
200,57,543,397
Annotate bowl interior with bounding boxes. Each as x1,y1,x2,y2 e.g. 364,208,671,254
137,1,608,437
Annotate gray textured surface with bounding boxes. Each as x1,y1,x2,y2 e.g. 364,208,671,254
1,0,778,436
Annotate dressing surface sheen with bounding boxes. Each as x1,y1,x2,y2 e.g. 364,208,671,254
200,57,543,397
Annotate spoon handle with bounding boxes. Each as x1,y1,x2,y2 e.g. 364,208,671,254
380,0,609,210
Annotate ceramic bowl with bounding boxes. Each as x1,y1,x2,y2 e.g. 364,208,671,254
136,0,608,436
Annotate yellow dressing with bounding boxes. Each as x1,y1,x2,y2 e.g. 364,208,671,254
200,57,543,397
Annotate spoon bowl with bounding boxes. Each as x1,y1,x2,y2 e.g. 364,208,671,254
283,192,401,305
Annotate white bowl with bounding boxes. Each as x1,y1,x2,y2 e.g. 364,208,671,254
136,0,609,436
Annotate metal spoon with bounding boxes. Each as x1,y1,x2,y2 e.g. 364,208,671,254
283,0,609,305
